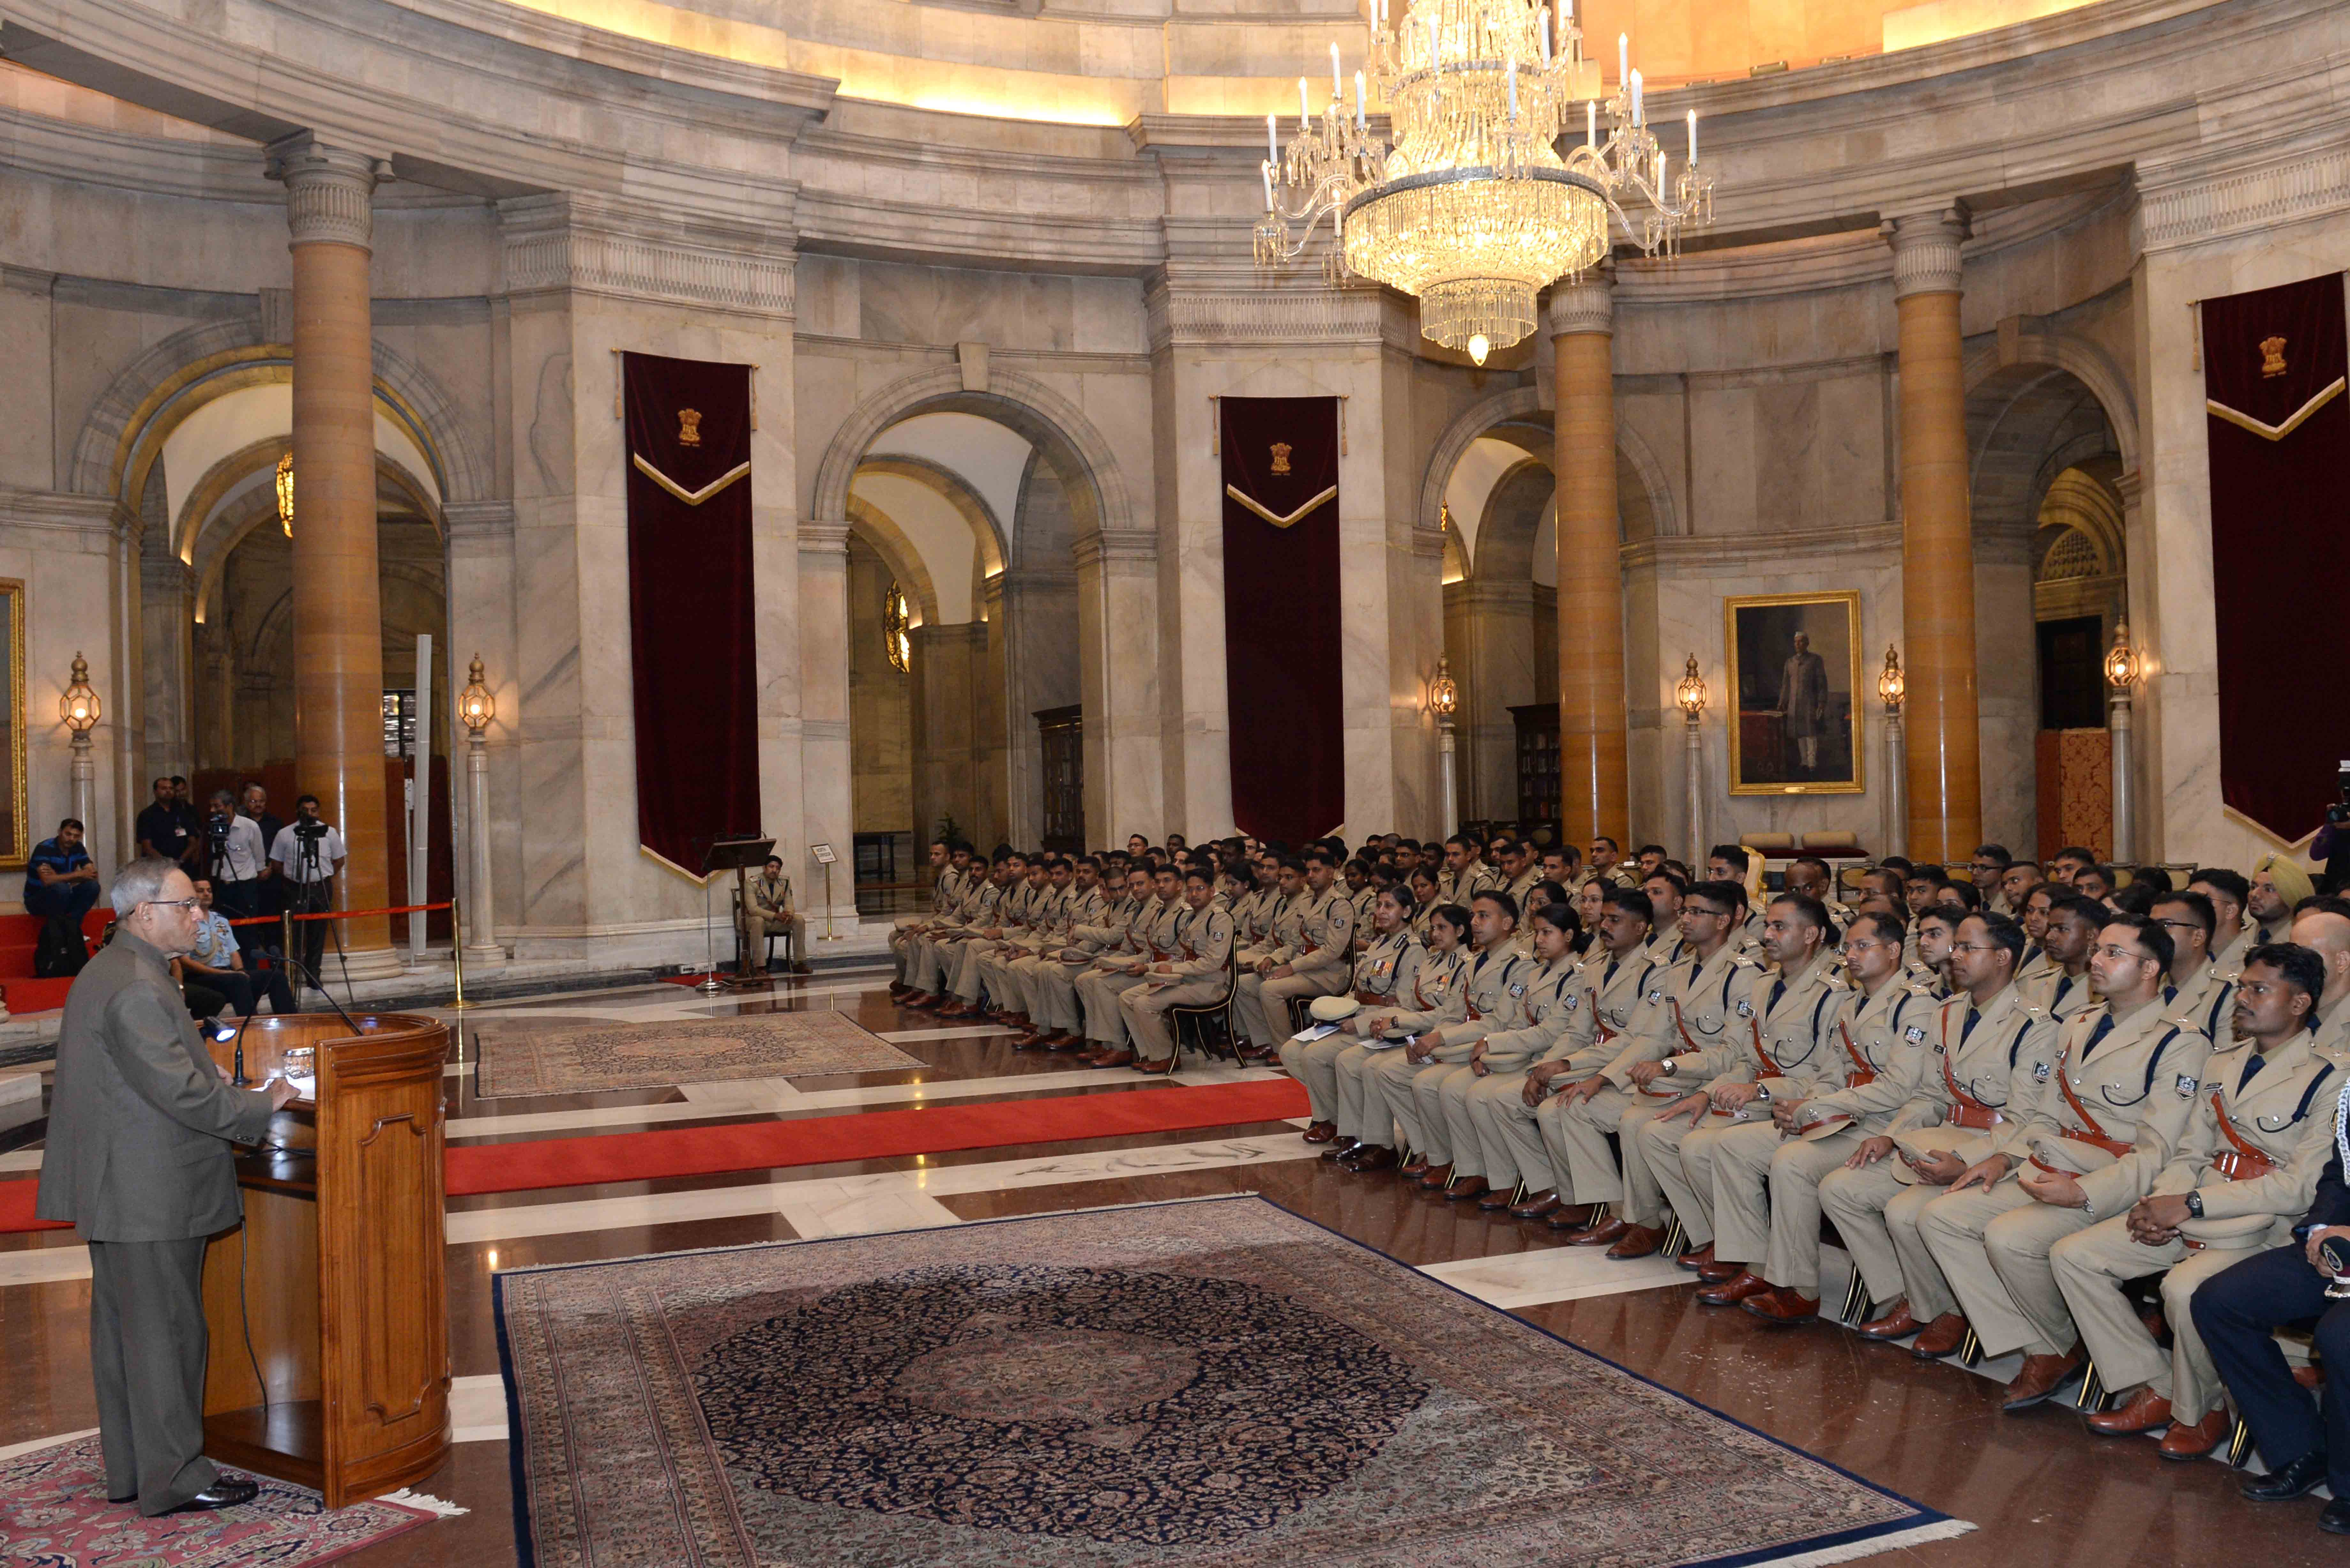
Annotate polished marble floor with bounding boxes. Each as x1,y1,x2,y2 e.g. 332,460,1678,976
3,969,2343,1564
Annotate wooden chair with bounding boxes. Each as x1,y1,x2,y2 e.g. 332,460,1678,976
1169,951,1241,1065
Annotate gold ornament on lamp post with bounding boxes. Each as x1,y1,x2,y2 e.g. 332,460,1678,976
1878,645,1908,861
276,451,295,538
60,652,100,855
1431,655,1459,837
2106,622,2138,863
457,654,504,974
1676,655,1705,865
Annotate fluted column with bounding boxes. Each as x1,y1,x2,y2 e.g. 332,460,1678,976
268,135,397,974
799,519,856,943
1886,210,1981,865
1550,271,1629,846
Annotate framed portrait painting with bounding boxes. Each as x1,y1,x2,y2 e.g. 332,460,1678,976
1725,592,1863,795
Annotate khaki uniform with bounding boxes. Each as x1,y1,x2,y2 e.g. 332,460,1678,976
1236,886,1357,1048
891,863,965,982
1639,951,1845,1251
1232,886,1280,964
1368,946,1526,1167
1530,945,1673,1203
1007,883,1106,1027
740,871,804,966
1121,902,1238,1065
1556,942,1756,1218
1712,976,1941,1292
1819,985,2058,1323
1499,869,1545,955
1231,891,1307,1042
975,883,1066,1006
906,876,1000,993
1436,954,1576,1186
2015,944,2054,989
2022,966,2097,1027
1075,897,1179,1047
2051,1035,2343,1421
2167,958,2240,1053
1287,931,1424,1127
949,879,1047,1001
1919,997,2213,1360
1463,951,1602,1195
1438,863,1499,910
1337,945,1459,1148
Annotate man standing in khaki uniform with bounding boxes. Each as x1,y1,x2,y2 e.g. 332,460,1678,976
2050,942,2339,1456
1920,912,2212,1410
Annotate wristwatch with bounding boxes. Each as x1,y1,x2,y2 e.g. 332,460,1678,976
1661,1058,1678,1076
2185,1190,2206,1220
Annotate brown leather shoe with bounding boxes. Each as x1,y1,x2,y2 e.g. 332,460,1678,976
1853,1300,1921,1342
2001,1347,2085,1412
1607,1224,1664,1259
1445,1177,1491,1202
2157,1409,2232,1460
1676,1242,1717,1273
1564,1215,1629,1243
1741,1285,1821,1324
1416,1164,1454,1190
1511,1194,1568,1220
1696,1270,1770,1307
1695,1257,1743,1285
2086,1385,2173,1436
902,992,941,1009
1090,1049,1135,1069
1133,1056,1177,1076
1910,1312,1969,1360
1343,1145,1398,1172
937,1001,976,1018
1302,1120,1338,1144
1045,1036,1092,1053
1398,1155,1432,1179
1476,1187,1518,1210
1319,1138,1361,1162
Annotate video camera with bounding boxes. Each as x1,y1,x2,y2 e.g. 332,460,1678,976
2330,759,2350,827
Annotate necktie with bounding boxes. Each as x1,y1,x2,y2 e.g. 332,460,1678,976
2239,1052,2267,1094
1768,978,1786,1014
2054,975,2075,1010
1602,958,1619,989
1962,1005,1981,1042
2081,1012,2115,1062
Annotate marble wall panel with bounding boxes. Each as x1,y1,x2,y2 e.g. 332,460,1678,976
0,280,54,492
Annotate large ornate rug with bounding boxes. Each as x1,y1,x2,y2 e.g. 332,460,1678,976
473,1013,923,1097
495,1196,1969,1567
0,1435,440,1565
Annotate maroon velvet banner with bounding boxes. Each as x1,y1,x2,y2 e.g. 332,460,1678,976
2202,274,2350,842
1221,396,1344,843
623,351,760,875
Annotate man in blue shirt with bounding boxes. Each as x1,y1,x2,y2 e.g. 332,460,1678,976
25,818,98,924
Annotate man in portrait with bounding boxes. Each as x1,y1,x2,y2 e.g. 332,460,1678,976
1777,631,1830,776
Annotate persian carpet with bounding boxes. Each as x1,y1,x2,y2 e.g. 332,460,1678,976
473,1013,923,1097
496,1195,1970,1568
0,1435,436,1565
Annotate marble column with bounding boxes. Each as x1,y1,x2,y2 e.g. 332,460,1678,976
268,135,398,975
1887,210,1982,866
798,519,857,941
1550,273,1630,846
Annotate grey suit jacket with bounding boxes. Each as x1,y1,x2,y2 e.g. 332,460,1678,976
35,930,276,1242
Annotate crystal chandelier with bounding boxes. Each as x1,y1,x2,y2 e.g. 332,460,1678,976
1254,0,1716,364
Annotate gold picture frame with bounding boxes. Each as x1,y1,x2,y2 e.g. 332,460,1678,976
1725,591,1864,796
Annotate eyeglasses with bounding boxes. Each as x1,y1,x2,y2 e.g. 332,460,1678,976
1949,941,1999,954
141,897,202,913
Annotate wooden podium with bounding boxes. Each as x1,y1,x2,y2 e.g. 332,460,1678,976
199,1012,452,1509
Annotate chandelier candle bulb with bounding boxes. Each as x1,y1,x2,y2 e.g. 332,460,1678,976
1300,76,1310,119
1588,99,1596,147
1263,162,1274,209
1630,68,1642,124
1687,108,1697,165
1538,9,1550,66
1331,42,1342,99
1619,32,1628,86
1508,58,1518,118
1356,70,1366,130
1268,112,1278,165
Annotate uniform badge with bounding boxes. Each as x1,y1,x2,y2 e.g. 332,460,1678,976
1904,1025,1927,1044
1735,999,1755,1019
2177,1073,2199,1098
1509,981,1528,997
1647,987,1664,1002
1564,995,1581,1011
1933,1044,1946,1055
2033,1061,2052,1081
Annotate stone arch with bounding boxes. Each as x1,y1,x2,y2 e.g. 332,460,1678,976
1470,459,1555,584
850,454,1011,583
1418,384,1683,549
845,493,945,628
1963,327,2138,475
66,316,493,508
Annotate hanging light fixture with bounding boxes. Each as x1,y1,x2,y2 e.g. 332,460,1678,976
275,451,295,538
1877,646,1905,714
2104,621,2139,689
459,655,496,734
1429,654,1459,719
1675,653,1706,717
883,582,912,674
1255,3,1717,363
59,652,101,734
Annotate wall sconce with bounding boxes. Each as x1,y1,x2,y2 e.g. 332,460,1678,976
1674,654,1706,719
459,654,495,734
60,652,100,733
2104,621,2140,689
1429,655,1459,720
276,451,295,538
1877,645,1906,714
883,582,912,674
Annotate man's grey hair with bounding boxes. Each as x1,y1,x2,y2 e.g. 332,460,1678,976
110,855,181,918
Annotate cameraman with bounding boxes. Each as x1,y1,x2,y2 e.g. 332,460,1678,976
200,790,268,953
269,795,346,985
2316,784,2350,891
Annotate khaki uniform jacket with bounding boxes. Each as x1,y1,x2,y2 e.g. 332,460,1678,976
1064,893,1137,959
36,931,277,1242
1996,997,2214,1216
1156,903,1236,982
2169,958,2240,1052
1920,984,2062,1131
1352,931,1424,1005
1286,888,1358,984
1057,885,1108,942
1233,887,1277,951
1707,952,1847,1102
2025,966,2098,1026
2153,1036,2343,1248
2209,925,2255,985
1263,891,1312,963
1383,947,1469,1037
1597,942,1758,1090
746,872,794,921
1439,864,1499,909
930,864,969,916
1138,897,1188,963
1428,946,1532,1061
1090,894,1166,968
1551,946,1669,1070
2015,944,2053,987
1795,978,1952,1135
1474,955,1581,1074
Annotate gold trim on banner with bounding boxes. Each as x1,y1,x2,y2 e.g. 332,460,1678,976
632,453,751,505
2206,377,2345,441
1224,483,1337,529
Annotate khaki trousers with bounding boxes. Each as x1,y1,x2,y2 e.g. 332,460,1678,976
1467,1071,1553,1193
1279,1032,1356,1122
949,936,1009,1000
1637,1108,1750,1246
1716,1123,1862,1289
1076,968,1150,1045
2050,1219,2251,1421
1334,1045,1397,1144
1549,1083,1674,1208
744,910,804,965
1433,1064,1513,1182
1920,1180,2100,1359
1818,1163,1963,1322
1236,969,1346,1048
1121,977,1227,1064
1369,1053,1458,1163
1021,956,1093,1035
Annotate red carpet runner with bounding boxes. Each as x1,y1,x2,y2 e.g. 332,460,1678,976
0,1078,1309,1232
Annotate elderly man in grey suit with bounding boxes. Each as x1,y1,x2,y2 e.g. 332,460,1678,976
36,856,296,1516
